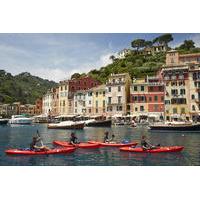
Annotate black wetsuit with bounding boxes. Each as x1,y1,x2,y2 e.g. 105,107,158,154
141,139,149,148
69,136,78,144
104,135,109,143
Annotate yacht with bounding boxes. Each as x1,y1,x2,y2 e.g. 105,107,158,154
9,115,33,125
0,116,9,125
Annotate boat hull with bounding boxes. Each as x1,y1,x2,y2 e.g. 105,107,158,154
150,123,200,131
86,119,112,127
0,119,9,125
48,123,85,129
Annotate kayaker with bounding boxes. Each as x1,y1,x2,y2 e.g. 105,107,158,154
69,132,79,145
30,136,49,151
103,132,116,143
109,134,116,143
103,131,110,143
141,135,155,150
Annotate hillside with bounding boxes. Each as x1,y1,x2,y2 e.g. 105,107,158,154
88,52,166,83
0,70,57,104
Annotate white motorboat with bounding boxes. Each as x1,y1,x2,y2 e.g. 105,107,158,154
9,115,33,125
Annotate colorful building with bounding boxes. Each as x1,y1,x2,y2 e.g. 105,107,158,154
35,98,43,115
42,90,53,115
51,87,59,116
106,73,131,117
92,84,106,116
130,76,164,119
68,76,100,92
73,90,87,115
58,80,69,115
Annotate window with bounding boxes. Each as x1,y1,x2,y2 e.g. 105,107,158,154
108,87,111,92
63,100,65,106
159,86,163,91
89,108,91,113
83,101,85,107
133,96,138,102
192,105,195,111
134,86,137,91
113,79,115,83
135,107,138,111
149,86,153,92
96,100,98,107
75,102,77,107
108,97,112,104
118,86,121,92
103,91,105,96
65,85,67,90
103,100,105,107
141,86,144,91
89,100,91,105
96,92,98,97
61,86,63,91
173,108,177,114
117,106,122,111
96,108,98,113
166,116,170,121
154,105,158,111
181,107,185,114
118,96,122,104
154,96,158,102
180,89,185,95
191,94,195,100
75,109,77,113
149,97,152,102
171,98,187,104
171,89,178,96
161,96,164,102
140,106,144,111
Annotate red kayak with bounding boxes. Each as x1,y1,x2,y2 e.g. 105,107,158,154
88,140,138,147
5,147,75,155
53,140,101,149
120,146,184,153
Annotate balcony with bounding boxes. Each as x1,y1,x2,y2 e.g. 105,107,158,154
106,81,125,86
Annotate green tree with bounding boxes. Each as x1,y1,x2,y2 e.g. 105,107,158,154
145,40,153,47
109,55,116,62
178,40,195,50
71,73,81,79
131,39,146,51
153,34,173,46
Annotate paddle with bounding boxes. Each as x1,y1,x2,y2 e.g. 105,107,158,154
36,130,44,146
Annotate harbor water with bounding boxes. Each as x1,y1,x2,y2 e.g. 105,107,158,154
0,124,200,166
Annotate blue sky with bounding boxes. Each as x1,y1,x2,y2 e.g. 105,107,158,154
0,33,200,82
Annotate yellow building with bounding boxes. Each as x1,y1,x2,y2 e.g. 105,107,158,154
58,80,70,115
92,85,106,116
130,78,149,117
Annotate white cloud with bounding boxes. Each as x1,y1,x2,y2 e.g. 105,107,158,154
29,67,68,82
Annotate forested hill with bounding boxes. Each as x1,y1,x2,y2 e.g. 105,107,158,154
0,70,57,104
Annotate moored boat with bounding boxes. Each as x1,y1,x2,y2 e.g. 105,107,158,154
0,117,9,125
149,122,200,131
86,119,112,127
9,115,33,125
47,121,85,129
